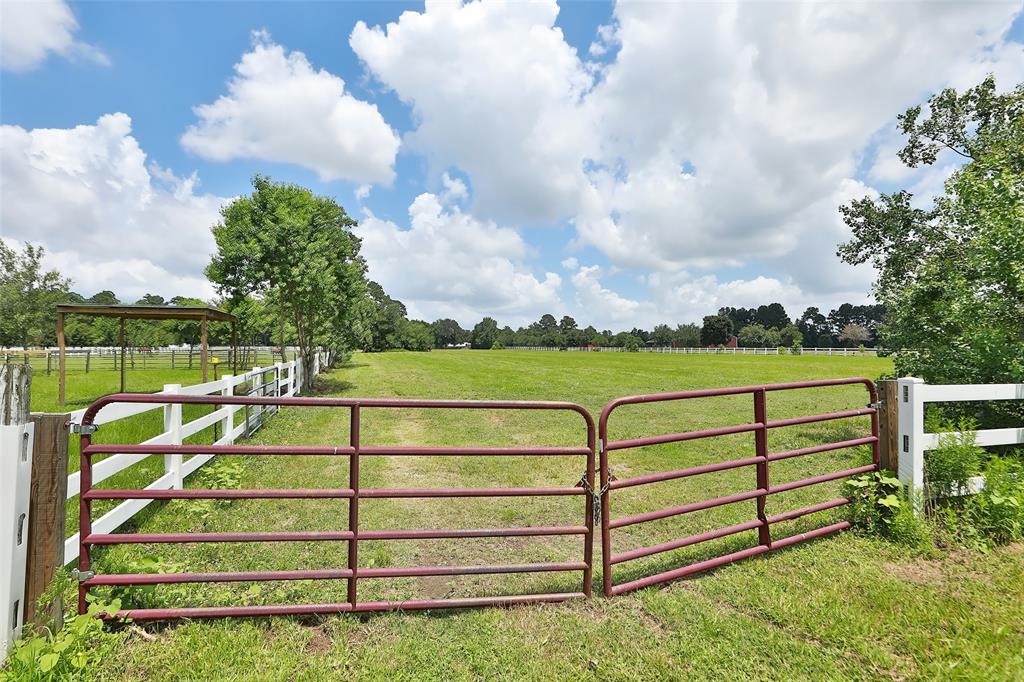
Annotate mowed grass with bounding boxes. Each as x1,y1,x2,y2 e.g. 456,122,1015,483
62,352,1024,680
28,366,244,536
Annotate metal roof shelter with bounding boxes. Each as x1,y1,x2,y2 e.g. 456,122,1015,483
55,304,237,406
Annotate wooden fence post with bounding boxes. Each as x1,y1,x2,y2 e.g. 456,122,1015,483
25,414,69,631
877,380,899,472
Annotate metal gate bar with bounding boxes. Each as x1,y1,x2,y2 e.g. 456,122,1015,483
77,393,595,620
597,378,879,596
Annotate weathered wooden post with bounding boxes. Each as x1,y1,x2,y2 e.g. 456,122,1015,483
877,380,900,472
1,364,33,656
25,413,69,631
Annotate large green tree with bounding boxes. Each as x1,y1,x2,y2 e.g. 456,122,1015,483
0,242,71,348
206,176,369,383
839,76,1023,383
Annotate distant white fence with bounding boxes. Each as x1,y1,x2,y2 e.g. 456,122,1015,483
897,377,1024,503
61,352,327,563
503,346,880,356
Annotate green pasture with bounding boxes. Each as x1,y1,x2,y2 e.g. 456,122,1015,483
19,351,1024,680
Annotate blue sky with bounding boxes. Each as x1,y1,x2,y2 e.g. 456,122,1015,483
2,1,1022,329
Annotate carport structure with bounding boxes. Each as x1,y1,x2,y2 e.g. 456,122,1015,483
55,304,237,406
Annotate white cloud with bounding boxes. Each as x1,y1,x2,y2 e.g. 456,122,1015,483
0,114,227,301
575,1,1023,285
351,0,1022,307
355,192,562,325
350,0,594,221
182,30,399,184
0,0,108,71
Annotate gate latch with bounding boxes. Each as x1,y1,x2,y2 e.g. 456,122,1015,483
71,569,96,581
868,400,885,410
70,423,98,435
576,473,613,524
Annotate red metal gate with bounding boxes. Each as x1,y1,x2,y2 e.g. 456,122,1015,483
597,378,879,596
77,393,595,619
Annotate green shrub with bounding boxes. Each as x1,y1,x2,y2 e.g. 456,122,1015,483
925,418,983,497
845,471,932,550
2,592,124,681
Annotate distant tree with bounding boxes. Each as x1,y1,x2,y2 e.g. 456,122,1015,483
207,176,369,383
797,307,831,347
136,293,166,306
363,281,408,352
629,327,650,343
399,320,434,351
700,314,733,346
623,334,642,352
838,323,871,347
471,317,499,349
738,324,780,348
719,307,756,334
538,314,558,330
672,323,701,347
559,315,577,332
431,318,469,347
778,324,803,347
650,324,674,346
754,303,790,329
0,242,71,348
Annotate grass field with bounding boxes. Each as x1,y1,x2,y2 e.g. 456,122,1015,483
26,352,1024,679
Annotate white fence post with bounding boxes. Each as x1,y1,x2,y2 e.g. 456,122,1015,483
162,384,183,489
219,374,234,445
274,362,284,398
897,377,926,509
1,365,33,657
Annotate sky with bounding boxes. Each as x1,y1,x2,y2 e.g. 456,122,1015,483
2,0,1023,330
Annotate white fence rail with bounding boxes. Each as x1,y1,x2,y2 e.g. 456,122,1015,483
897,377,1024,502
61,353,326,563
503,346,880,356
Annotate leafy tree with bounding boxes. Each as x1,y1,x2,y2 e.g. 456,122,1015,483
559,315,577,332
538,314,558,330
838,76,1023,384
622,334,642,352
167,295,206,347
700,314,733,346
207,176,368,383
0,242,71,347
471,317,499,349
738,324,780,348
778,324,804,348
363,281,408,352
431,318,469,347
650,324,674,346
673,323,701,347
85,291,122,345
398,319,434,351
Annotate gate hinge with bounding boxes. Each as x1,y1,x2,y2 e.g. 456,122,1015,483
71,423,98,435
71,569,96,581
868,400,885,410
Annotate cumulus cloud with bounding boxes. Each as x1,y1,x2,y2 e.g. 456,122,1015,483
182,30,399,184
350,0,1022,307
0,0,108,71
0,114,227,301
350,0,594,221
355,192,562,325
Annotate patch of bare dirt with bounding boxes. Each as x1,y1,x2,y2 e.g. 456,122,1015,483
884,559,946,586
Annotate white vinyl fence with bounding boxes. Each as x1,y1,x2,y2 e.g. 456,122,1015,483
897,377,1024,504
61,352,327,563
